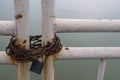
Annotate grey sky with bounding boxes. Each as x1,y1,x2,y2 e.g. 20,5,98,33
1,0,120,19
56,0,120,19
1,0,120,34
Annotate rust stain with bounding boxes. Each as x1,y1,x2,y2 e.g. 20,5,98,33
53,49,62,61
18,63,25,80
49,15,55,18
53,54,57,61
52,15,56,18
43,57,48,80
15,14,23,19
16,39,26,48
42,56,54,80
23,40,26,44
65,47,69,50
7,55,15,64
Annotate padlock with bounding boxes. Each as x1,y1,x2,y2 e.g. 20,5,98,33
30,60,44,74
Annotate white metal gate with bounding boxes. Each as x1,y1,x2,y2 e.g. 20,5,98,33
1,0,120,80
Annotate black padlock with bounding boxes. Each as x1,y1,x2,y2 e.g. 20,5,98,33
30,60,44,74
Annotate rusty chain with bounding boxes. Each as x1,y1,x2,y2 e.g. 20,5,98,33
6,35,62,62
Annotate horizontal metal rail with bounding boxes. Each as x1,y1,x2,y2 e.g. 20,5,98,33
0,21,15,36
55,47,120,60
1,19,120,35
55,19,120,33
1,47,120,64
0,51,15,65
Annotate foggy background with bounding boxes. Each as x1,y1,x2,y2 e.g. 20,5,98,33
0,0,120,80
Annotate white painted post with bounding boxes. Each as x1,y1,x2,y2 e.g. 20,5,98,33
41,0,55,80
14,0,30,80
97,59,107,80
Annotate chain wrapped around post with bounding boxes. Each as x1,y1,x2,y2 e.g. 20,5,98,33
6,34,62,62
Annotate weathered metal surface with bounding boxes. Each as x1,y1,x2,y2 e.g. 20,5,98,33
2,47,120,64
15,14,23,19
55,47,120,59
6,35,62,62
1,19,120,36
14,0,30,80
55,19,120,33
0,21,15,36
41,0,55,80
0,51,15,65
97,59,107,80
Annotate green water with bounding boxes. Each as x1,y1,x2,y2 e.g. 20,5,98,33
1,0,120,80
1,33,120,80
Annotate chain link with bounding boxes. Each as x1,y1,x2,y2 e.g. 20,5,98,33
6,35,62,62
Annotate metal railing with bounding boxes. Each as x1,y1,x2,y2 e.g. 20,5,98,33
0,0,120,80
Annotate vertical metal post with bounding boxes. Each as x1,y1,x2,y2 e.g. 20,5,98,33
41,0,55,80
97,59,107,80
14,0,30,80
